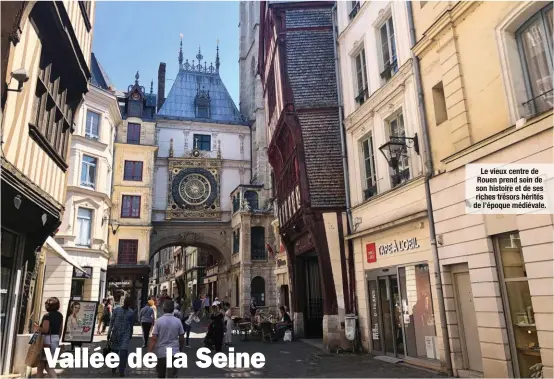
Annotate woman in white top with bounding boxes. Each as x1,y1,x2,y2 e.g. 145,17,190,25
223,302,233,346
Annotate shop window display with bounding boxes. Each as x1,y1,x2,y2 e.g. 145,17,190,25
495,232,541,378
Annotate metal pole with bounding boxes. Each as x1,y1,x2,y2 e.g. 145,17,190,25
406,2,453,375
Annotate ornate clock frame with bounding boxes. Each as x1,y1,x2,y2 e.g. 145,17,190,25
165,148,222,220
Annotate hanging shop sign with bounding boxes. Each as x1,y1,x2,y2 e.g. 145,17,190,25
62,300,98,344
366,243,377,263
378,237,420,256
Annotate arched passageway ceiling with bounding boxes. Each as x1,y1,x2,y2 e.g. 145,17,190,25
150,221,232,265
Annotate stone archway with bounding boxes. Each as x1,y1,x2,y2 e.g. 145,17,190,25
150,221,232,265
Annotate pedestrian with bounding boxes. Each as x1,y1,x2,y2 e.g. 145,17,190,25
139,299,155,348
208,305,224,352
173,303,182,320
223,302,233,347
182,311,194,348
96,299,106,335
212,297,221,307
108,297,135,377
34,297,63,378
102,299,112,334
193,295,202,318
203,295,211,318
249,298,257,319
148,300,185,378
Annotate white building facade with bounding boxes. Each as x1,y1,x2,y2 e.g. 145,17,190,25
336,0,445,369
43,54,120,316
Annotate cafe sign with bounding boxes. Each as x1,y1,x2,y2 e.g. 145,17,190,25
379,237,420,256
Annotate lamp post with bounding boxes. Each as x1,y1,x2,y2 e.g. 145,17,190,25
379,133,420,186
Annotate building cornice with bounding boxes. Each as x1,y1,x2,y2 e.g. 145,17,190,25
67,185,112,206
155,121,251,135
72,134,109,150
114,143,158,152
412,1,482,57
344,59,413,131
337,1,370,42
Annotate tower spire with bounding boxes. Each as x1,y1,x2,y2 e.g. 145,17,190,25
178,33,184,69
135,71,139,84
215,39,220,73
150,80,153,94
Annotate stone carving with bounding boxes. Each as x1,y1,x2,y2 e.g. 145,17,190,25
211,133,218,150
240,199,251,212
179,232,204,244
183,131,190,152
239,135,245,154
169,138,174,157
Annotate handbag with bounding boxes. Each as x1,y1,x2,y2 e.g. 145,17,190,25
25,333,44,367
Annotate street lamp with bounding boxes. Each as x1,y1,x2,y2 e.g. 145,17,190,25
108,219,120,235
379,133,420,184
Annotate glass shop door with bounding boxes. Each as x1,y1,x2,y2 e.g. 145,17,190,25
368,271,405,357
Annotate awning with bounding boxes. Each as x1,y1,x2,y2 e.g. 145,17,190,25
45,237,87,274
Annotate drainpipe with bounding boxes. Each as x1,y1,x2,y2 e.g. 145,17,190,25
406,2,453,375
332,4,358,322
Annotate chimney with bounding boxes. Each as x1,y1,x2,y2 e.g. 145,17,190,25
157,62,166,111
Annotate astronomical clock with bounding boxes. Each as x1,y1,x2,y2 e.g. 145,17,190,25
166,146,222,220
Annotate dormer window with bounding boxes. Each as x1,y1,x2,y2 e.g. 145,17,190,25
195,87,211,119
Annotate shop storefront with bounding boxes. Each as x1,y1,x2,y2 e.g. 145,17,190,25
353,216,444,369
106,265,149,311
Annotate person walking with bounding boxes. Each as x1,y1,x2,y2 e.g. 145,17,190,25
192,295,202,318
139,300,155,348
148,300,185,378
34,297,63,378
96,299,106,335
203,295,211,318
208,305,224,352
182,311,194,348
108,297,135,377
223,302,233,347
102,299,112,334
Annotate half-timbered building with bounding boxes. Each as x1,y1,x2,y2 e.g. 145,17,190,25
260,1,348,350
0,1,94,374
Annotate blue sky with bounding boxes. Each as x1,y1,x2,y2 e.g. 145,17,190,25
92,1,241,105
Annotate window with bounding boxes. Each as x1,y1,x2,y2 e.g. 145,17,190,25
251,276,265,306
267,66,276,119
70,279,84,300
123,161,143,181
379,16,398,81
389,113,410,187
516,4,553,115
118,239,138,264
80,155,97,188
233,229,240,254
197,105,209,118
251,226,266,260
362,134,377,200
85,110,100,140
233,194,241,213
128,98,143,118
349,1,361,20
76,208,92,247
494,232,541,378
244,191,259,210
127,123,141,144
235,276,240,307
193,134,211,151
355,48,369,105
121,195,141,218
432,81,448,125
30,44,78,170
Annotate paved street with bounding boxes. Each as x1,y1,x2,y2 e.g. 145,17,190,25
51,320,446,378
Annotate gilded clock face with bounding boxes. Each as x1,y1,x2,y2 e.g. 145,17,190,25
131,92,140,100
179,174,211,205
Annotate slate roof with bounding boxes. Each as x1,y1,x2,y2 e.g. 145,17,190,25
157,50,248,126
90,53,113,91
284,6,345,208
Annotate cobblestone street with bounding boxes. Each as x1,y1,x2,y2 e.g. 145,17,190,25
52,322,446,378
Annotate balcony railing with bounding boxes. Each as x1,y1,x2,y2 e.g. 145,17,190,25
251,247,267,260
